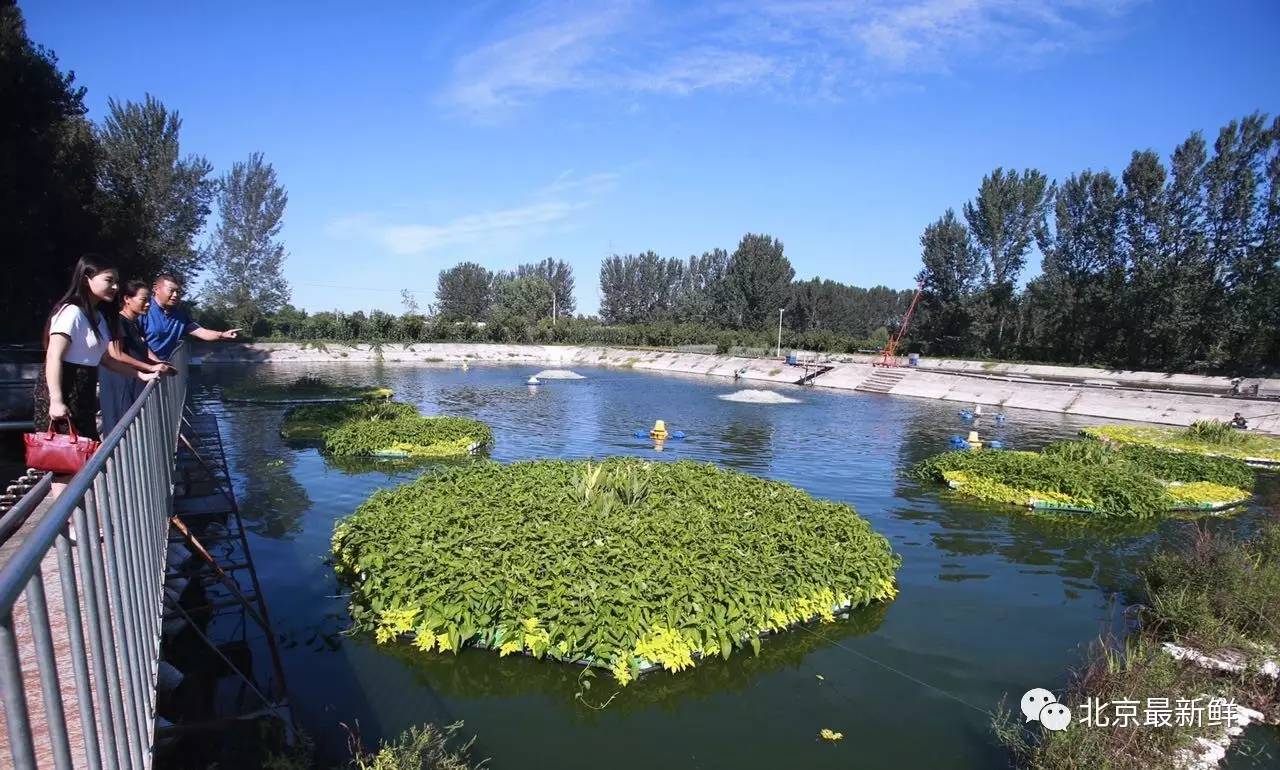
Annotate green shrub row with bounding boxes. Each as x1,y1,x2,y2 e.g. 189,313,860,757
331,459,900,684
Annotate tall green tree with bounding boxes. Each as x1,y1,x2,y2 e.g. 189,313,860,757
674,249,730,324
95,94,215,281
491,274,554,328
1204,114,1277,369
723,233,794,329
963,168,1051,356
915,210,983,356
435,262,493,320
0,2,102,341
1158,133,1212,369
516,257,575,318
203,153,290,331
1118,150,1169,367
598,251,683,324
1030,171,1121,362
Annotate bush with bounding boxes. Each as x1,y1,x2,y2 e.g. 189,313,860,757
332,459,900,685
1141,524,1280,650
323,415,492,458
1184,419,1249,446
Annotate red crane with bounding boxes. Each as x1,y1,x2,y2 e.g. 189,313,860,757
877,283,923,367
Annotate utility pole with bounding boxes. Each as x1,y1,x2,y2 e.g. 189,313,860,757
776,308,785,358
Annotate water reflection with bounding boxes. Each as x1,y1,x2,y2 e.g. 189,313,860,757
222,405,312,538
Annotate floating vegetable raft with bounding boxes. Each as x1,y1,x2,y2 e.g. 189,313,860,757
281,401,418,442
1082,422,1280,468
912,440,1255,520
332,459,900,684
223,374,393,405
323,414,492,458
280,396,492,459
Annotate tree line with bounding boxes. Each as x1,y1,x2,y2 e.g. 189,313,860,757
1,3,289,341
916,114,1279,372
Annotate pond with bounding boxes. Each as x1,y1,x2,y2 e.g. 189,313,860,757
191,362,1280,769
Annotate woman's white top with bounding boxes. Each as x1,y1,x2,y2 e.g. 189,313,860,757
49,304,111,366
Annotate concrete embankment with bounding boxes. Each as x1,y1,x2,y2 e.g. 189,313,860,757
193,342,1280,435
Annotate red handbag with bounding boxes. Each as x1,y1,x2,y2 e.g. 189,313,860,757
24,419,101,475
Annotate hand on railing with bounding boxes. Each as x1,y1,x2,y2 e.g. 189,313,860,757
148,361,178,377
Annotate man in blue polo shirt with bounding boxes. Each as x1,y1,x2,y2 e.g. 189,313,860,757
139,273,241,360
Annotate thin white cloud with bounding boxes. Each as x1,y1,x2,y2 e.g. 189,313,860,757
441,0,1139,116
325,171,615,256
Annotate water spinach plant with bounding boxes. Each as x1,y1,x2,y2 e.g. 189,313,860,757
323,414,492,458
281,400,419,442
332,459,900,684
911,440,1254,519
1082,421,1280,465
279,397,491,458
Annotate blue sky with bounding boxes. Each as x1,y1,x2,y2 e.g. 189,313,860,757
23,1,1280,316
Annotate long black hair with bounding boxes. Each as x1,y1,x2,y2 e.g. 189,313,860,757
44,254,118,345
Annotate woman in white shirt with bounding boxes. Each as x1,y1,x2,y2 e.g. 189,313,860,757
35,255,157,445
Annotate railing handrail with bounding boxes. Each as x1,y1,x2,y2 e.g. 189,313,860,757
0,352,182,610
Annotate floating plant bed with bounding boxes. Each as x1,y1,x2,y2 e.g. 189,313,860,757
1082,422,1280,468
332,459,900,685
914,439,1254,520
281,400,419,442
324,414,492,459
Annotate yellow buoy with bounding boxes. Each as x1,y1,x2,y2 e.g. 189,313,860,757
967,430,982,450
650,419,669,440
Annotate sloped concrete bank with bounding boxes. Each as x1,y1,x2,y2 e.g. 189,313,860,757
193,343,1280,435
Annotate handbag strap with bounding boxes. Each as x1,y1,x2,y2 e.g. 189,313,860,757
45,417,80,443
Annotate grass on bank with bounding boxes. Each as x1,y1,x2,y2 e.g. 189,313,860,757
995,523,1280,770
1083,421,1280,464
910,439,1255,519
332,458,900,686
223,374,394,403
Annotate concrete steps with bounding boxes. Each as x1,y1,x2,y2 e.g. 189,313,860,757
856,367,910,394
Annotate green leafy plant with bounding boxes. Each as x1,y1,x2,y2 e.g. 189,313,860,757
281,400,419,442
332,459,900,685
1184,419,1249,446
344,721,481,770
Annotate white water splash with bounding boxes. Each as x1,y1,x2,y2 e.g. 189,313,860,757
718,389,801,404
532,369,586,379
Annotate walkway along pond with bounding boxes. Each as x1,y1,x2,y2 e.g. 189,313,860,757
196,362,1280,769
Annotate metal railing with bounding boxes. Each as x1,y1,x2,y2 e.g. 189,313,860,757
0,345,189,770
